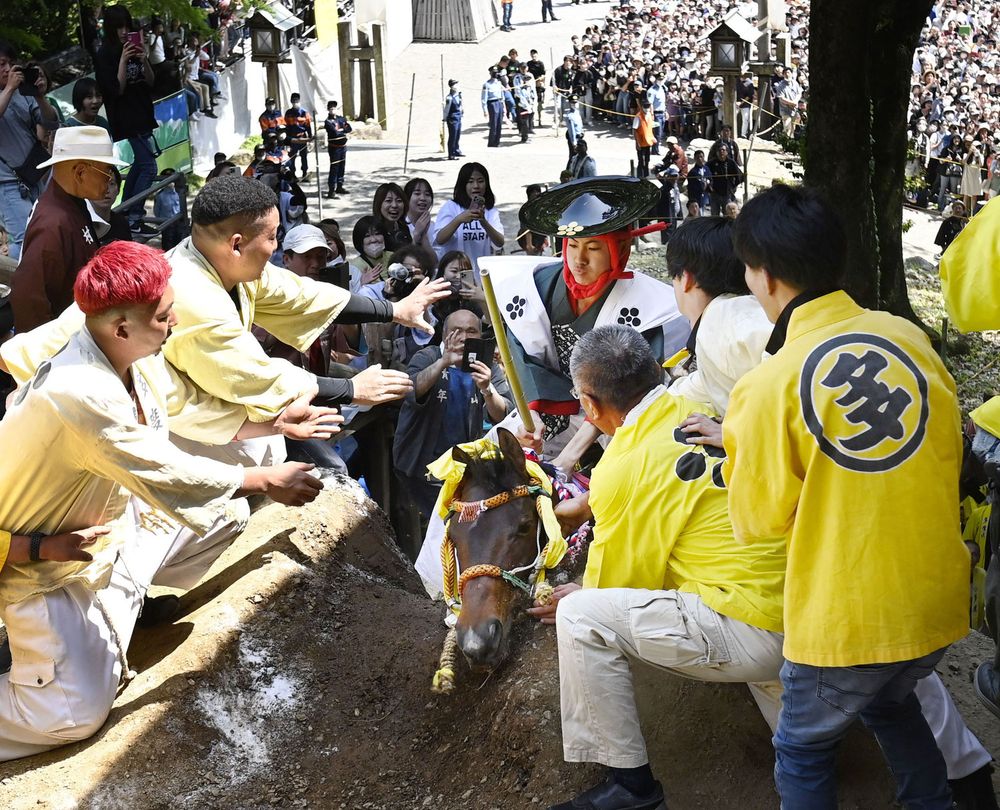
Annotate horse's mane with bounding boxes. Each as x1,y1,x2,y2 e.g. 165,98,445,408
461,450,528,494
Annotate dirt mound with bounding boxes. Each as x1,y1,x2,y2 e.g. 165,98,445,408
1,478,994,808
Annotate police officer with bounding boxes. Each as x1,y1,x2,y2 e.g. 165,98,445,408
442,79,464,160
323,100,352,199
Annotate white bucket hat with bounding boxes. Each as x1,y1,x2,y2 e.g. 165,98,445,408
36,126,130,169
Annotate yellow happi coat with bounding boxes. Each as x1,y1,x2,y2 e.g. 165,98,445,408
724,291,969,666
584,386,785,634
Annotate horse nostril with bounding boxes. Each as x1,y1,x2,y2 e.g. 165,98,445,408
486,619,502,643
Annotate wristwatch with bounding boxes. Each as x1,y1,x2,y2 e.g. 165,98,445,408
28,531,45,563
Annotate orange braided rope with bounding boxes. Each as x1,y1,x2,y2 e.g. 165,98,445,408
449,484,538,523
458,564,504,594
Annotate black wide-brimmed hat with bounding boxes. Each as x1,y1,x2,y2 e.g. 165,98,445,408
518,176,660,238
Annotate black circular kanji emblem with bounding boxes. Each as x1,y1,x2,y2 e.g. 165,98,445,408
616,307,642,327
675,452,707,481
505,295,527,320
711,463,726,489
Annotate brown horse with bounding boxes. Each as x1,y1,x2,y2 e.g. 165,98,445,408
447,428,548,669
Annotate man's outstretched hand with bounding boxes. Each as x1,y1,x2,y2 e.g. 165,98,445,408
392,278,452,334
351,364,413,406
276,392,344,440
263,462,323,506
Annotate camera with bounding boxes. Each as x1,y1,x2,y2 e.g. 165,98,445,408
387,262,413,283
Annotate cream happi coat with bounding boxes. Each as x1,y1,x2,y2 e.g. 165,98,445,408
0,327,245,608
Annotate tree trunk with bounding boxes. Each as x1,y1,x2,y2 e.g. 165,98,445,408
806,0,933,317
804,0,879,307
869,0,933,322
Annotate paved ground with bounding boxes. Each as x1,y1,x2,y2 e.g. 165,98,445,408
288,0,800,256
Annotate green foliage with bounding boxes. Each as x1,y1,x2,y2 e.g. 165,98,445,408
0,0,78,59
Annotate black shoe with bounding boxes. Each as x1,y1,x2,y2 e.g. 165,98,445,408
454,151,466,157
203,110,218,118
551,15,560,19
130,222,158,236
950,763,999,810
325,191,337,199
136,594,181,628
549,776,666,810
975,663,1000,719
336,186,348,194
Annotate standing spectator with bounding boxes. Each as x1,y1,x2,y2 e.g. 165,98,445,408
938,139,964,211
633,100,656,178
526,50,547,121
11,126,128,332
541,0,558,22
284,92,313,178
442,79,464,160
686,149,712,209
563,94,584,160
961,138,984,214
567,138,597,179
432,162,504,278
324,100,351,198
94,5,159,236
707,144,741,216
259,96,284,136
776,68,803,138
500,0,515,32
0,41,58,261
737,70,755,138
513,69,536,143
647,74,666,155
66,77,110,132
553,55,575,118
482,68,505,148
393,309,511,517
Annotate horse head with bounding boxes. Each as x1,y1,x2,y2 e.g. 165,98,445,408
448,428,543,670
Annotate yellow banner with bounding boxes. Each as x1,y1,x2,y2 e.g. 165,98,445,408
315,0,339,46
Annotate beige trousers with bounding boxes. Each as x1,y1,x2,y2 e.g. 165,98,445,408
0,504,245,762
556,587,784,769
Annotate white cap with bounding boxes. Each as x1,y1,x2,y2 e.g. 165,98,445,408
282,224,332,256
36,126,129,169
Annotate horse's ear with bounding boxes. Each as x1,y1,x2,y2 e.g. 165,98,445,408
452,445,475,465
496,428,529,479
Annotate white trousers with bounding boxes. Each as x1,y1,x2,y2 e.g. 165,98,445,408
0,502,245,762
556,588,991,778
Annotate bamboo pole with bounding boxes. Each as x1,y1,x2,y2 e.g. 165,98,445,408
312,109,323,218
403,72,416,173
480,268,535,433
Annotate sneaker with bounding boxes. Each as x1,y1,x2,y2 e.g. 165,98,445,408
975,663,1000,720
549,776,666,810
191,111,203,121
130,222,158,236
204,110,218,119
136,594,181,628
325,191,337,199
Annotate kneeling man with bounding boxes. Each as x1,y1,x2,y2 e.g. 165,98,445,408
0,242,330,760
530,324,785,810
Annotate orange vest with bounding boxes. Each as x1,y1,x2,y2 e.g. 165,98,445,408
635,110,655,148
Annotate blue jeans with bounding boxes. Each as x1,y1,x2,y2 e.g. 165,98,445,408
502,3,512,26
774,651,952,810
198,69,220,95
123,134,158,226
0,178,40,261
182,86,200,116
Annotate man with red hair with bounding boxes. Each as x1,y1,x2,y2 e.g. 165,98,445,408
0,241,336,761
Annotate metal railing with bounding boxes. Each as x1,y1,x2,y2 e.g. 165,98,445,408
114,170,189,245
